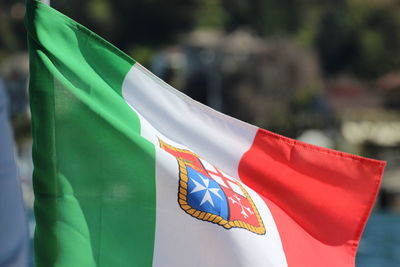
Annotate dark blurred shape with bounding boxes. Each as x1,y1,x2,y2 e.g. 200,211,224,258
0,0,27,61
315,0,357,76
0,53,29,118
222,0,301,35
316,0,400,79
181,29,331,137
10,3,25,20
0,79,29,267
379,188,394,210
52,0,201,52
377,72,400,109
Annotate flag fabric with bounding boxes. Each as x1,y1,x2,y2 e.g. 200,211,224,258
26,1,386,266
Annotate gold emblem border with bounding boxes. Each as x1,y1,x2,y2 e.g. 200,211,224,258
159,139,266,235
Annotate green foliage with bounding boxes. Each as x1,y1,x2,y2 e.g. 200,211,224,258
221,0,301,35
316,0,400,78
315,1,358,75
127,45,154,66
52,0,201,50
195,0,227,29
2,0,400,80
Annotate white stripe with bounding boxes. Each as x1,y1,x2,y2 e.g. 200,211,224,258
122,63,257,179
122,64,288,267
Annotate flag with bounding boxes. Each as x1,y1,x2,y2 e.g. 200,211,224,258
26,1,386,266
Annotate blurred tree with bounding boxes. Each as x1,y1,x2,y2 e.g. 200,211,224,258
2,0,400,81
316,0,400,79
221,0,301,35
111,0,200,48
53,0,200,46
352,4,400,78
315,0,358,76
195,0,227,29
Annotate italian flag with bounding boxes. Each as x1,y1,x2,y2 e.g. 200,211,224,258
26,1,386,266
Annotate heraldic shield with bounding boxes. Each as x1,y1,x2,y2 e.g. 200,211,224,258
159,139,266,235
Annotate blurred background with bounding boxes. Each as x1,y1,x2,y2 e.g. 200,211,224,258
1,0,400,266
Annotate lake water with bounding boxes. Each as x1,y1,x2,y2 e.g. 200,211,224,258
356,211,400,267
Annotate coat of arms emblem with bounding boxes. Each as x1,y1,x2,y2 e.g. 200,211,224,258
159,139,265,235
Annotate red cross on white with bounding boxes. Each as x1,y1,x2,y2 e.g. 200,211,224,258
200,158,245,197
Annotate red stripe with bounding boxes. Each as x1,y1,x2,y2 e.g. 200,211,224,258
239,129,385,266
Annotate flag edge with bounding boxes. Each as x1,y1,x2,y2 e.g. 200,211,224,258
25,0,136,68
258,129,386,167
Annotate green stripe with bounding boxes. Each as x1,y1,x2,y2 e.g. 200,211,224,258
26,1,156,266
